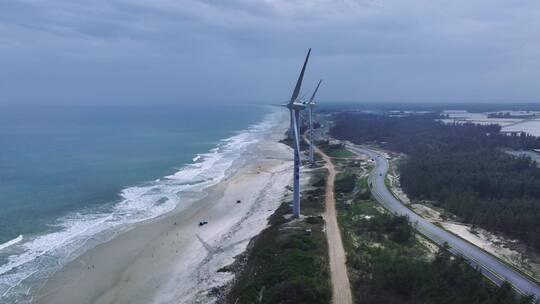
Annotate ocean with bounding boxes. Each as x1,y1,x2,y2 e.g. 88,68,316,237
0,104,281,302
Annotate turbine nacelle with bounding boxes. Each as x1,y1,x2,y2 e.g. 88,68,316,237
281,101,306,110
288,101,306,111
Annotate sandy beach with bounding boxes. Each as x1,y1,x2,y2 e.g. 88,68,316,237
33,113,292,304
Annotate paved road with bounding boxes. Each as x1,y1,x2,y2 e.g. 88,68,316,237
348,144,540,300
313,142,353,304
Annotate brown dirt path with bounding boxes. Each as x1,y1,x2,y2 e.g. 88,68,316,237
311,142,353,304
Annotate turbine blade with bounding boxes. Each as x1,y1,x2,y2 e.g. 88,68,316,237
292,110,301,153
289,48,311,104
309,79,322,104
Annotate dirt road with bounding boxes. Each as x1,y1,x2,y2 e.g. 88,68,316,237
314,144,353,304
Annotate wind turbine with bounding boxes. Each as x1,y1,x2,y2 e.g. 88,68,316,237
307,80,322,166
285,48,310,218
288,93,308,139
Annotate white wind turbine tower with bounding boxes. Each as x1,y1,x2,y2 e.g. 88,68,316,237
307,80,322,166
285,48,310,218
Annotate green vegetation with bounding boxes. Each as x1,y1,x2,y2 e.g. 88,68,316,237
226,169,330,304
316,139,356,158
384,175,391,188
280,136,309,151
356,176,371,200
335,171,357,193
353,238,536,304
333,161,536,304
331,113,540,251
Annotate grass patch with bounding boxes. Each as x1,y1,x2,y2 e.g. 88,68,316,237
316,139,356,158
384,175,391,188
335,171,357,194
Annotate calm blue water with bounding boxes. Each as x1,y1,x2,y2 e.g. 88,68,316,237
0,104,280,301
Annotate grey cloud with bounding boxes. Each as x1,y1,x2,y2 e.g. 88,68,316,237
1,0,540,105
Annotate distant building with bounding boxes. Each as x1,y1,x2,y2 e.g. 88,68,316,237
500,131,525,137
487,112,538,119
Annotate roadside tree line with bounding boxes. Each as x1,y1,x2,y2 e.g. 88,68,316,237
331,112,540,252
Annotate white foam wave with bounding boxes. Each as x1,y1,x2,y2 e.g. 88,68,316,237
0,107,285,303
0,236,23,252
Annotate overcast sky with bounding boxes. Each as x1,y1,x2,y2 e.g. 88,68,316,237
1,0,540,105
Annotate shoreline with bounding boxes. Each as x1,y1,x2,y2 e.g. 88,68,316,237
1,106,283,303
32,110,292,304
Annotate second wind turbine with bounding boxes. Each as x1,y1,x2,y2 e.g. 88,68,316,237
307,79,322,166
285,48,310,218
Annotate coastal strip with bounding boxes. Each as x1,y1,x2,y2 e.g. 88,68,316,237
33,111,293,304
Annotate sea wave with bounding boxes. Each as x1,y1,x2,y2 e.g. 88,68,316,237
0,106,285,303
0,236,23,252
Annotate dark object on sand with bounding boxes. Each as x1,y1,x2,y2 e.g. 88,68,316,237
236,200,241,204
199,220,208,227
